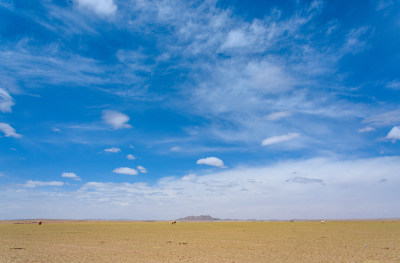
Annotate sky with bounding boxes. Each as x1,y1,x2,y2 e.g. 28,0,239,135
0,0,399,220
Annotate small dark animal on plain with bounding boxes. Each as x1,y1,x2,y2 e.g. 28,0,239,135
38,221,42,225
171,220,177,225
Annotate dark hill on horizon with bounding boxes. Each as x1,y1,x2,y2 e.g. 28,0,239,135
177,215,220,221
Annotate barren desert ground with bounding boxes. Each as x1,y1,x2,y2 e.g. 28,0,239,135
0,220,399,262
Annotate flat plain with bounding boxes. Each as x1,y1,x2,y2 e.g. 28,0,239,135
0,220,399,262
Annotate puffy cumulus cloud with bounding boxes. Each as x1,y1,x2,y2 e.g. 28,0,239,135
358,126,376,133
2,156,400,220
262,133,300,146
23,180,64,188
113,167,138,175
137,166,147,173
0,123,22,138
61,172,81,181
104,147,121,153
102,110,132,130
196,157,226,168
386,126,400,142
127,154,136,160
0,88,14,113
73,0,117,16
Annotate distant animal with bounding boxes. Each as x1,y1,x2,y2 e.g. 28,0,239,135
171,220,177,225
321,220,325,224
38,221,42,225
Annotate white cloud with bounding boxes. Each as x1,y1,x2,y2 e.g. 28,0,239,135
262,133,300,146
170,146,180,151
104,147,121,153
386,126,400,142
3,156,400,220
137,166,147,173
52,128,61,133
387,80,400,90
265,111,292,121
363,109,400,126
196,157,226,168
23,180,64,188
112,167,138,175
127,154,136,160
375,0,393,11
358,126,376,133
0,123,22,138
181,173,197,182
0,0,13,9
74,0,117,16
61,172,81,181
102,110,132,129
342,27,369,54
0,88,14,113
221,29,249,49
286,177,325,185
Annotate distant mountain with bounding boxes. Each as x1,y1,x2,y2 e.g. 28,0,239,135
177,215,220,221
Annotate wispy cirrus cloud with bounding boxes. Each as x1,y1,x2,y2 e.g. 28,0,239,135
363,109,400,126
0,88,14,113
104,147,121,153
265,111,292,121
358,126,376,133
262,133,300,146
126,0,374,152
375,0,393,11
386,80,400,90
73,0,117,16
0,123,22,138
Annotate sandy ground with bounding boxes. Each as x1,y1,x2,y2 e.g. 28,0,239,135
0,220,399,262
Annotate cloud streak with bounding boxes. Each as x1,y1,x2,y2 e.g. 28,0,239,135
0,88,14,113
262,133,300,146
0,123,22,138
23,180,64,188
61,172,81,181
113,167,138,175
104,147,121,153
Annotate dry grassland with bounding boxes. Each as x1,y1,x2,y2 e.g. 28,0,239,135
0,220,399,262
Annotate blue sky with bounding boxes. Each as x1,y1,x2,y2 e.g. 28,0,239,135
0,0,399,220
